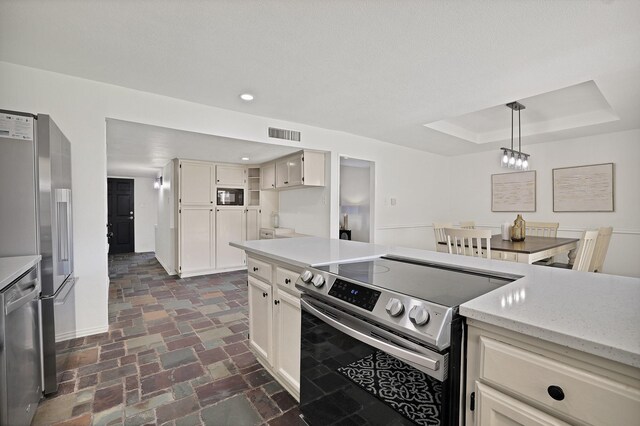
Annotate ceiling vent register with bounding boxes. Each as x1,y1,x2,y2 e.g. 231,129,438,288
268,127,301,142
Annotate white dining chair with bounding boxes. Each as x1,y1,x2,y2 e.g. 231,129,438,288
433,222,452,251
459,221,475,229
550,230,598,272
589,227,613,273
444,228,492,259
525,222,559,238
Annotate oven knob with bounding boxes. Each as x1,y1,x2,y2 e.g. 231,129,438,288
409,306,430,326
300,270,314,283
385,298,404,317
311,275,325,288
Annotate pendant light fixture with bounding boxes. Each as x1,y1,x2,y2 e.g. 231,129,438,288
500,101,529,171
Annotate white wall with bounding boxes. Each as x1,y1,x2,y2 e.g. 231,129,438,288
340,164,371,242
155,161,176,275
0,61,450,339
133,177,158,252
448,129,640,277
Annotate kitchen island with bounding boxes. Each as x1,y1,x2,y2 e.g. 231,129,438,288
231,237,640,424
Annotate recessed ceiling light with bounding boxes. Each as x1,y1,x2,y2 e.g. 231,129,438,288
240,93,254,101
241,157,250,161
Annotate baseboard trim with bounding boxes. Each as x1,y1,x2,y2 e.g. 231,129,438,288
156,254,177,276
55,324,109,342
180,265,247,278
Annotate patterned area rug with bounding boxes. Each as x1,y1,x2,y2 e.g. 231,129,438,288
337,350,442,426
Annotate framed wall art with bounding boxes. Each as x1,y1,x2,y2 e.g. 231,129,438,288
491,170,536,212
553,163,614,212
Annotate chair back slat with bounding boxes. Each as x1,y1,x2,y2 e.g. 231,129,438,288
572,230,599,272
433,222,453,246
445,228,492,259
459,221,475,229
589,227,613,273
525,222,559,238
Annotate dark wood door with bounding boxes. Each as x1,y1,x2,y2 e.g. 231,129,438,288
107,178,135,254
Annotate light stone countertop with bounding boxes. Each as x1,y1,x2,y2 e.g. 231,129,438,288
231,237,640,368
0,255,41,292
231,237,391,268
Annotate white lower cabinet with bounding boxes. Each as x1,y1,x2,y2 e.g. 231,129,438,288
247,255,301,400
215,208,245,269
274,289,301,393
466,320,640,426
248,276,272,363
476,382,570,426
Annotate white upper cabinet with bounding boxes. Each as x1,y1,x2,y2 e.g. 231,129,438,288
216,165,246,187
180,161,212,205
260,162,276,190
275,158,289,188
273,150,324,189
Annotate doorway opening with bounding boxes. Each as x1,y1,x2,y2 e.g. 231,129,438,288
107,178,135,254
339,156,375,243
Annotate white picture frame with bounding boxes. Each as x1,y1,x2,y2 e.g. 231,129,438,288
491,171,536,212
553,163,614,212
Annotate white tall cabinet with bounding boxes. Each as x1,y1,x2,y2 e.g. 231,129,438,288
177,160,253,277
216,208,246,269
246,207,261,241
180,161,213,205
179,207,214,274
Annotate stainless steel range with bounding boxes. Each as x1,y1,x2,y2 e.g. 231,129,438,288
296,255,518,426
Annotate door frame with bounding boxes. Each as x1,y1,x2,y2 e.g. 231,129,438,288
337,155,375,243
107,177,135,254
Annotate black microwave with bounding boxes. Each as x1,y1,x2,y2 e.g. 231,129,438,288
217,188,244,206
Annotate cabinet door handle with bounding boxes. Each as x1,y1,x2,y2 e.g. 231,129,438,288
284,278,291,284
253,267,258,272
547,385,565,401
284,181,288,184
274,300,280,305
262,292,267,298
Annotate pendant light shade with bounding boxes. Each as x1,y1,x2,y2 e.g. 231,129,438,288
500,101,529,171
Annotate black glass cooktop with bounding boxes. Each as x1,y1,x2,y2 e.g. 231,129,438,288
316,256,518,307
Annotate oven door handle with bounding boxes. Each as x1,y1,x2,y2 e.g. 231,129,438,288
300,299,440,372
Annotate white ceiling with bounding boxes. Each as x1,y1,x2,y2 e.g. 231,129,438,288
2,1,639,156
424,81,619,145
106,119,299,178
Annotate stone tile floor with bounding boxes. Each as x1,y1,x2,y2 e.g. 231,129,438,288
33,252,300,426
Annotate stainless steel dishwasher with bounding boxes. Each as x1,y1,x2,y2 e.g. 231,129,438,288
0,266,42,426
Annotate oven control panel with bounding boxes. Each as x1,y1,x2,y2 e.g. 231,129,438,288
328,279,381,312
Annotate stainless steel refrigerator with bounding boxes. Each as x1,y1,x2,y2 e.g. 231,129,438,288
0,109,76,396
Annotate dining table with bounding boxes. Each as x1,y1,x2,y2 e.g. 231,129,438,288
437,234,579,265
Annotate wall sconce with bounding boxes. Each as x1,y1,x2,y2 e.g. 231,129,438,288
154,176,163,189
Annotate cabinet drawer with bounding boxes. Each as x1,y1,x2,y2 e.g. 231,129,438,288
248,257,272,283
275,267,300,292
480,336,640,426
260,230,274,239
491,251,518,262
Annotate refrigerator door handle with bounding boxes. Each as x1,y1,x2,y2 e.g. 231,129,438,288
54,189,73,272
6,286,38,315
53,276,77,306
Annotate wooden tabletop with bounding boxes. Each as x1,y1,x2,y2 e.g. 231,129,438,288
439,235,579,254
488,235,578,253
